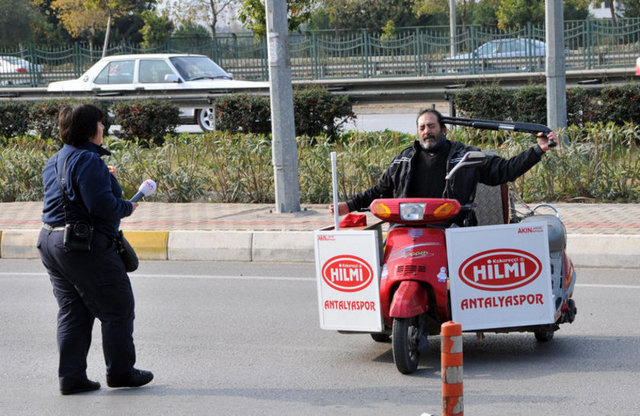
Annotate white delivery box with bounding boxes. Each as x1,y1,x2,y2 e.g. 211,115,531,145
446,222,555,331
314,225,383,332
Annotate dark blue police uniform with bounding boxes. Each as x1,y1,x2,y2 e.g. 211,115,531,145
37,142,136,387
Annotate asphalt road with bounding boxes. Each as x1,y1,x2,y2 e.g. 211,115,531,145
1,259,638,416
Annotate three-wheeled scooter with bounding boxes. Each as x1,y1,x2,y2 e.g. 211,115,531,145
314,117,577,374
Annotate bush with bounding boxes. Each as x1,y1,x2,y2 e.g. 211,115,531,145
454,83,640,128
111,100,180,146
29,100,66,139
214,93,271,135
599,83,640,125
0,137,59,201
454,85,516,120
1,125,639,203
293,87,355,139
511,85,547,123
0,102,31,140
214,88,356,139
566,88,599,127
29,99,111,139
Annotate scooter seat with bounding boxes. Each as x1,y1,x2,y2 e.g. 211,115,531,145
521,214,566,252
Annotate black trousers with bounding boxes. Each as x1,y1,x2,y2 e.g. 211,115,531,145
37,228,136,385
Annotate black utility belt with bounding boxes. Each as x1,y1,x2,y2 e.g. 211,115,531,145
43,222,94,252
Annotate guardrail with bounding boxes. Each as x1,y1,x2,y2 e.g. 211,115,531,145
0,67,635,109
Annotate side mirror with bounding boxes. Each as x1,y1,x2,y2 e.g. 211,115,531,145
164,74,181,83
445,151,487,181
460,151,487,167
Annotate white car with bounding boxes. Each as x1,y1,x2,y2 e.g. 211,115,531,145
47,53,267,131
0,56,44,85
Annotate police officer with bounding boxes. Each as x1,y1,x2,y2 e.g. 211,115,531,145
37,104,153,395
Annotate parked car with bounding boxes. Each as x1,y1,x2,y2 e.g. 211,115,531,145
47,53,268,131
0,56,44,86
449,38,548,60
443,38,567,72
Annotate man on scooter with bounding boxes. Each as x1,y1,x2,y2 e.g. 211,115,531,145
330,108,558,225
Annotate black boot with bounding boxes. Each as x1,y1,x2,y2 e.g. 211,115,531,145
107,368,154,388
60,378,101,395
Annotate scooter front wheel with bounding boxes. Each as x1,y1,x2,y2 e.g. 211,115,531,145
392,317,420,374
370,333,391,343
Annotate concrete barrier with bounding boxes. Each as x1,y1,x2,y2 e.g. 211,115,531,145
168,230,252,261
1,230,40,259
252,231,314,262
1,229,639,268
567,234,640,269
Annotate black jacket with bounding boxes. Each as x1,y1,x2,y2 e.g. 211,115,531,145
42,142,134,237
346,139,544,212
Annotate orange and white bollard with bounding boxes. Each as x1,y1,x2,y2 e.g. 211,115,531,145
441,321,463,416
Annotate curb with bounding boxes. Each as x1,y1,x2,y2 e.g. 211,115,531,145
0,229,315,263
566,234,640,269
1,229,638,268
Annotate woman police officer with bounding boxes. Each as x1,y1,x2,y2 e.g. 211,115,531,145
37,103,153,395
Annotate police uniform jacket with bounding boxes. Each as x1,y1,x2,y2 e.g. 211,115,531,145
346,139,544,212
42,142,134,237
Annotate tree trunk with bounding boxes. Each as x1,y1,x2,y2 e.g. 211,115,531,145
209,0,217,37
102,13,112,58
610,1,617,27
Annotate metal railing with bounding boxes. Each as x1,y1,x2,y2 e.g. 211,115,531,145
1,18,639,87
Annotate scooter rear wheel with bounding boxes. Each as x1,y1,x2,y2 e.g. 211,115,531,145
392,317,420,374
534,326,555,342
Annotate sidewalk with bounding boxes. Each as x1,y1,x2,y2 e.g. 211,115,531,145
1,201,639,267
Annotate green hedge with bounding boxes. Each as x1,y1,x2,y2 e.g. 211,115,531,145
452,83,640,127
1,125,638,203
0,88,354,143
111,100,180,146
214,87,355,140
0,102,30,140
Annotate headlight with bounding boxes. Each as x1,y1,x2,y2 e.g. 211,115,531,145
400,203,426,221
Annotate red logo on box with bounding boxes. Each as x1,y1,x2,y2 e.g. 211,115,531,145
458,249,542,291
322,255,374,292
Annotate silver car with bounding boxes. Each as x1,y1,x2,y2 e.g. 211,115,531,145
0,56,44,85
47,53,267,131
443,38,567,72
450,38,548,60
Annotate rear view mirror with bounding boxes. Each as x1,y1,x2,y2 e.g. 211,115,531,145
164,74,180,83
460,151,487,167
445,151,487,181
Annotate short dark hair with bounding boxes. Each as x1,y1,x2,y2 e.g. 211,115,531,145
58,104,104,146
416,108,445,129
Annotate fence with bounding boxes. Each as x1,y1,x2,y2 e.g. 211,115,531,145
1,18,640,87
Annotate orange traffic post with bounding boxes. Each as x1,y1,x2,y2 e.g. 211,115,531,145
441,321,463,416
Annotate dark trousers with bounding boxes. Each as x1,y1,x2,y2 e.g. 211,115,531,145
37,228,136,385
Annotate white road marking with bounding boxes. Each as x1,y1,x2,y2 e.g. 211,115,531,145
2,272,638,287
0,272,313,281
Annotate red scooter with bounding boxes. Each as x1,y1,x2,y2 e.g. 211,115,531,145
367,151,577,374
